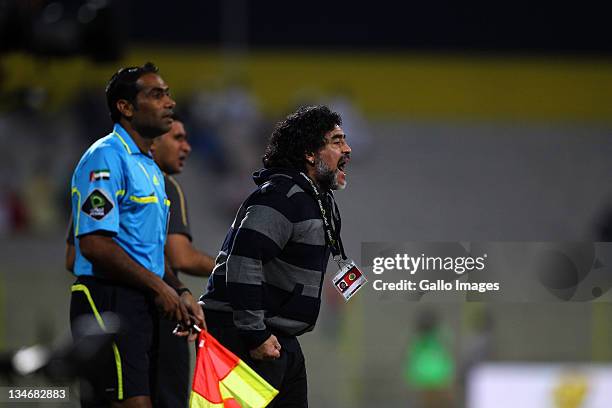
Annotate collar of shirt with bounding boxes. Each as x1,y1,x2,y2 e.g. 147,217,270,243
112,123,154,158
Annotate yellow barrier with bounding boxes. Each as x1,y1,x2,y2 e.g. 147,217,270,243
3,49,612,122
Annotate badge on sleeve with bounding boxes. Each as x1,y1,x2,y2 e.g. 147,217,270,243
82,189,114,220
332,259,367,302
89,169,110,182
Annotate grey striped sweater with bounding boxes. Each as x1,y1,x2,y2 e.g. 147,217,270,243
201,168,333,349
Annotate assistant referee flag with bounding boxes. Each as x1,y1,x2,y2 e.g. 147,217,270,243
190,331,278,408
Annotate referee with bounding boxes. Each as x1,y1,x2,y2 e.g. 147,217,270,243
68,63,204,407
66,114,215,407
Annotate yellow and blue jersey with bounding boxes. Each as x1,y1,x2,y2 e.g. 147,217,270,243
70,123,170,278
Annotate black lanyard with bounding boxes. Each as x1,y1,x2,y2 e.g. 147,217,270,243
300,173,347,261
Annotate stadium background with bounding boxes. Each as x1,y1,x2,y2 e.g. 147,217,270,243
1,1,612,406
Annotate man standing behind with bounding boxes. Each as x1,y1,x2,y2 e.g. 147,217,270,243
150,115,215,278
201,105,352,407
69,62,203,407
150,115,215,407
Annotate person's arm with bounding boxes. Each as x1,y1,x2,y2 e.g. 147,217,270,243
65,243,75,273
80,233,189,324
164,175,215,277
166,234,215,277
226,191,292,359
65,214,75,273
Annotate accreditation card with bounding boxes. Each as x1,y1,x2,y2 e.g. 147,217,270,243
332,259,367,301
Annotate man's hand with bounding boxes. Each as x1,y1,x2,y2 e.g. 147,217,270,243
177,292,206,341
249,335,281,361
180,293,205,328
153,281,188,324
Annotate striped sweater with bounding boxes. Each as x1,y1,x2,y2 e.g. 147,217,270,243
201,168,333,349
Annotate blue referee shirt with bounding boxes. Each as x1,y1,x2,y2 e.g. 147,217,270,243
70,123,170,278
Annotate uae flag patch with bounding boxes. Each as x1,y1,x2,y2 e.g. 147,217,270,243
90,169,110,182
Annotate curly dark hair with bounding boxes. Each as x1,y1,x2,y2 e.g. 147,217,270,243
263,105,342,171
105,62,159,123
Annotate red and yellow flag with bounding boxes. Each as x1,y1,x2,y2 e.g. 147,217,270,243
190,331,279,408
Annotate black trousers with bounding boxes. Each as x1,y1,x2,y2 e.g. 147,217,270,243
70,277,156,406
151,317,190,408
207,324,308,408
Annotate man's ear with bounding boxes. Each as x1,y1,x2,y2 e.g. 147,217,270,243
305,152,315,166
116,99,134,119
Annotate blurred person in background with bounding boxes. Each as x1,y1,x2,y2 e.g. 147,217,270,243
68,62,203,407
200,105,352,407
403,310,455,408
67,113,216,407
186,78,265,215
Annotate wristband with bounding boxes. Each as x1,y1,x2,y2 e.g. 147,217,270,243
176,287,191,296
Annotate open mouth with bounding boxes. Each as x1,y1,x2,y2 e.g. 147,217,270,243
335,157,349,188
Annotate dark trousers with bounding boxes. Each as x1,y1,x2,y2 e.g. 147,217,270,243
207,324,308,408
70,277,156,406
151,317,190,408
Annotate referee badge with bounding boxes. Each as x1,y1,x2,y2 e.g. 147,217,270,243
82,189,114,220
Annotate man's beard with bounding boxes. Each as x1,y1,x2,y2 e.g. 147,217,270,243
314,157,346,191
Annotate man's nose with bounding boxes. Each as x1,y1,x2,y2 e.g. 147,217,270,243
183,141,192,155
342,141,352,155
165,95,176,109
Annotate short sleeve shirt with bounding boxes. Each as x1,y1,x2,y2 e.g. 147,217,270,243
70,123,170,277
165,174,192,240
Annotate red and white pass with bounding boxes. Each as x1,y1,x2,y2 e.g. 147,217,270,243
332,260,367,301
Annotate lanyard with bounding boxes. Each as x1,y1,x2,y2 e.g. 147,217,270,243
300,173,347,261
